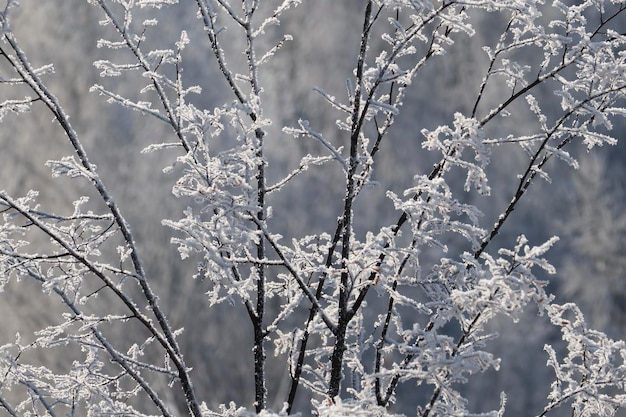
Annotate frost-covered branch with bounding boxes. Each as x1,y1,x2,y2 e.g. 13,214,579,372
1,0,626,416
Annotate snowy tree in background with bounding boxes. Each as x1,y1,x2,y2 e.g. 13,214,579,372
0,0,626,416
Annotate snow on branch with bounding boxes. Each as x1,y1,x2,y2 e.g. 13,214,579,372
1,0,626,416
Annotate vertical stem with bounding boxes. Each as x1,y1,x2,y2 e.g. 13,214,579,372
197,1,270,409
327,0,373,401
253,123,267,413
244,10,267,410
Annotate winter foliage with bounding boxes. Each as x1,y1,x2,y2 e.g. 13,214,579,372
0,0,625,415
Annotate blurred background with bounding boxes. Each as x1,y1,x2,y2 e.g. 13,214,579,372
0,1,625,415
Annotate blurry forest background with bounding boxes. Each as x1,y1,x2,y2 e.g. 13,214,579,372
0,1,625,416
